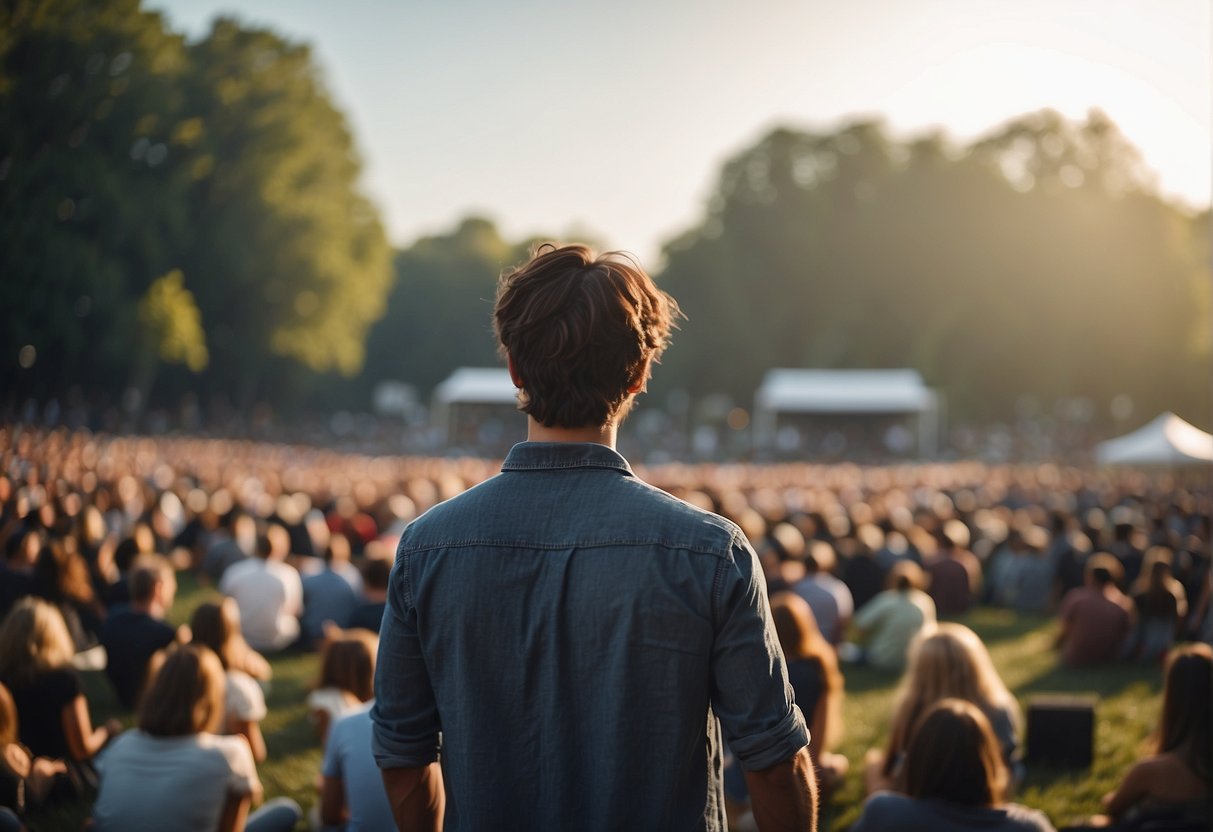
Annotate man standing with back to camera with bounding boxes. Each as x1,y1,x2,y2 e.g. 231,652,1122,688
371,243,816,831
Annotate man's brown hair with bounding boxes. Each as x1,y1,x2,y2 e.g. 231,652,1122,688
493,243,680,428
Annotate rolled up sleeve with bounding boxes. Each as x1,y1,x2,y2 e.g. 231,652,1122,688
371,549,442,769
709,537,809,771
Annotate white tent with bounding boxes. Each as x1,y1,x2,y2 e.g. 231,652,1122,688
1095,412,1213,466
752,369,939,456
431,367,518,445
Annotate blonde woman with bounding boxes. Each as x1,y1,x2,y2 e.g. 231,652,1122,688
0,598,120,792
864,622,1021,795
92,644,301,832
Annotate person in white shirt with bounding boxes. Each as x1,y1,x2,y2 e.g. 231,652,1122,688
219,525,302,653
92,644,300,832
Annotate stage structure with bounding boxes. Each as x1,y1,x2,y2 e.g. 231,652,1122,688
431,367,522,450
752,369,940,458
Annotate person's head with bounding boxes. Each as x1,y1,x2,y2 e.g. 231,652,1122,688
316,629,378,702
1157,643,1212,782
887,559,925,592
902,698,1009,807
362,556,391,598
901,624,1009,710
128,553,176,614
1085,553,1123,589
0,597,76,683
770,592,827,662
189,598,242,669
885,623,1014,775
493,243,681,429
324,533,351,567
0,681,16,745
31,539,95,605
138,644,226,737
804,540,837,575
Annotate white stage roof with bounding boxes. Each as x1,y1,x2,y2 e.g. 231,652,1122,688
432,367,517,406
755,369,935,414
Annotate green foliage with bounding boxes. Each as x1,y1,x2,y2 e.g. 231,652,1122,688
0,0,192,399
657,111,1211,425
0,0,391,407
181,19,392,393
138,269,208,370
357,217,537,395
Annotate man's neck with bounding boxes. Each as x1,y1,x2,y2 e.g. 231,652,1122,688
526,417,617,448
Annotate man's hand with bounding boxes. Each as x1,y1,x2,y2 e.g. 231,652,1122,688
743,746,817,832
381,763,445,832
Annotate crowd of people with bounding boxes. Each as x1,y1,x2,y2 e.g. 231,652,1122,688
0,423,1209,830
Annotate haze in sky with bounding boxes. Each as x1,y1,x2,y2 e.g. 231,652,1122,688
151,0,1210,265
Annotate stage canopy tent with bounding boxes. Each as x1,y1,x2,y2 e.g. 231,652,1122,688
432,367,516,407
431,367,518,446
753,369,939,456
1095,412,1213,466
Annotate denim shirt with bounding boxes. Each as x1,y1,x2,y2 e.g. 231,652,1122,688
371,442,808,831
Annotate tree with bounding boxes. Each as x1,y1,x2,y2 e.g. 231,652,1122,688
358,217,536,398
656,111,1211,425
180,18,392,405
0,0,191,401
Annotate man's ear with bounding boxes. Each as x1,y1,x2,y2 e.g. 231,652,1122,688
507,354,523,389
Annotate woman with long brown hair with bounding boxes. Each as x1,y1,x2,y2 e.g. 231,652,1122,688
769,592,848,787
189,600,270,763
852,699,1054,831
1097,643,1211,827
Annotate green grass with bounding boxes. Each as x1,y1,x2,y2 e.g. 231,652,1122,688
30,580,1166,830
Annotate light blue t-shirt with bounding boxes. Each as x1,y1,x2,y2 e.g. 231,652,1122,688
322,702,394,832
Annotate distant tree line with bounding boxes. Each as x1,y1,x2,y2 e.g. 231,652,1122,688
3,0,1208,428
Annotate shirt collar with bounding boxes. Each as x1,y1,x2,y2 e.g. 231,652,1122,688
500,441,634,476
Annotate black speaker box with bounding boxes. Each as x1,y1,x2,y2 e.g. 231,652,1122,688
1026,694,1096,769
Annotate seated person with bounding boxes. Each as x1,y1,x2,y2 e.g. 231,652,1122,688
299,536,360,648
190,600,271,763
320,699,395,831
309,629,377,747
1056,554,1134,667
0,599,121,793
0,680,67,821
92,644,301,832
865,623,1021,795
347,557,390,634
1093,643,1210,830
852,699,1055,832
219,525,302,653
852,561,936,672
99,554,182,709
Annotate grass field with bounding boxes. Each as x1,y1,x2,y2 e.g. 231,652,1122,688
30,572,1167,831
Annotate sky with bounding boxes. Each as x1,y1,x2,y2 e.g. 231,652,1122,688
150,0,1210,266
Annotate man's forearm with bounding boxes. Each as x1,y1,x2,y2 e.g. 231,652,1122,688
382,763,445,832
744,746,818,832
749,752,818,831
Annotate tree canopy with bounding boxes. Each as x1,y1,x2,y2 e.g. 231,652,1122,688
1,0,391,408
655,110,1210,426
